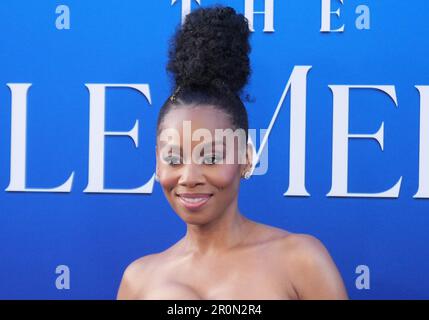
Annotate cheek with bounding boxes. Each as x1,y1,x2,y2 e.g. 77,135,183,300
207,164,240,189
158,167,179,191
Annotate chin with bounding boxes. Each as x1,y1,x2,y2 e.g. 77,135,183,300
177,211,217,226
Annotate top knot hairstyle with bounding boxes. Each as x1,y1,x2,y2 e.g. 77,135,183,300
157,5,252,142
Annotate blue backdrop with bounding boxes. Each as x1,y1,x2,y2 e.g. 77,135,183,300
0,0,428,299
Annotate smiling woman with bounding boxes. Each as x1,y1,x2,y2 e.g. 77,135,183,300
116,4,348,300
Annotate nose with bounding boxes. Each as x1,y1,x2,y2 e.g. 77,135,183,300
178,162,205,187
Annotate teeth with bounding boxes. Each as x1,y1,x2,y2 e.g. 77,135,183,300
180,197,208,203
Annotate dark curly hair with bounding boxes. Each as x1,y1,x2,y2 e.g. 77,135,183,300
156,5,252,142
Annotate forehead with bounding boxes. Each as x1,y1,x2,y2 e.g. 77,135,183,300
157,105,246,157
161,105,232,131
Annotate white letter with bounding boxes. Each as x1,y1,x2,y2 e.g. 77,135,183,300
327,85,402,198
321,0,345,33
414,86,429,198
244,0,275,32
6,83,74,193
171,0,201,25
84,84,153,194
251,66,312,196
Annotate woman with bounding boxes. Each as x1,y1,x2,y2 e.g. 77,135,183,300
117,5,348,300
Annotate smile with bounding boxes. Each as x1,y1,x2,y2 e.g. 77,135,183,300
177,194,213,211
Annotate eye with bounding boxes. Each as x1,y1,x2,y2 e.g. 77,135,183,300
203,154,222,165
163,155,181,166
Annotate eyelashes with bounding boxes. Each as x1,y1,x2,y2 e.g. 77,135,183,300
162,154,223,166
202,154,222,165
162,155,181,165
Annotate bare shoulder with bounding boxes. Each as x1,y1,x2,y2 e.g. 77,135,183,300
278,233,349,300
250,223,328,258
247,221,291,244
280,233,327,256
116,253,160,300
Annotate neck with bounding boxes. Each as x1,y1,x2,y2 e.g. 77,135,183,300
180,199,252,257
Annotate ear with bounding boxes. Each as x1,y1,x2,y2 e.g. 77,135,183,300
246,142,254,173
240,142,253,175
155,145,159,176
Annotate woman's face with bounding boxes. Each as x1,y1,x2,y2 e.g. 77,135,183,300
156,105,252,225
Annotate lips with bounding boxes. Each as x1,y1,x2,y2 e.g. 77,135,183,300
176,193,213,211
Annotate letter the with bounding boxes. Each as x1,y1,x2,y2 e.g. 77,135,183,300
171,0,201,25
320,0,345,33
244,0,275,32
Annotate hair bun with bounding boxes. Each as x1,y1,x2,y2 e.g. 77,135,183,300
167,5,252,96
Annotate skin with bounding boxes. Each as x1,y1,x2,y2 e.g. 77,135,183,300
117,104,348,300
